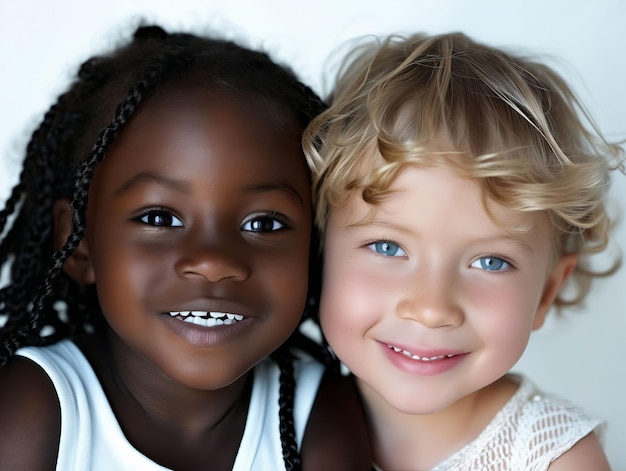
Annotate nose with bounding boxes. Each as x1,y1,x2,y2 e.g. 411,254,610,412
175,235,250,283
396,271,464,328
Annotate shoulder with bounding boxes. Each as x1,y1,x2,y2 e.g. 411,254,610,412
301,371,372,470
0,353,61,470
546,432,610,470
511,376,606,469
514,376,602,436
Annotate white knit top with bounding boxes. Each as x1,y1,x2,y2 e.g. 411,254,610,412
377,375,603,471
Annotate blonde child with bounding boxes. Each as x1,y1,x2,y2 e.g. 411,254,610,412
304,32,623,470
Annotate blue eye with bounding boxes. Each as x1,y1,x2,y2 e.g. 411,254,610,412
368,241,406,257
138,210,183,227
241,214,287,233
471,256,511,271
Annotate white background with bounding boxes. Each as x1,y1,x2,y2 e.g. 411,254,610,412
1,0,624,467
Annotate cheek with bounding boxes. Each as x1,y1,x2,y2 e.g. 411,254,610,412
90,237,169,312
484,314,532,362
272,262,309,315
468,282,537,364
259,244,311,319
93,254,151,313
319,254,383,345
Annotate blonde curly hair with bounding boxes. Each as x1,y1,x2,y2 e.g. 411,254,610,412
303,32,624,308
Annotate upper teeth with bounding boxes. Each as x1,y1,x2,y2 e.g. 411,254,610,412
387,344,455,361
168,311,244,327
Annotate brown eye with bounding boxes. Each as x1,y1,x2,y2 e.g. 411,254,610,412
241,213,288,233
138,210,183,227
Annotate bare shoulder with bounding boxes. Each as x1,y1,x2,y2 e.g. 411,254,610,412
0,355,61,470
548,432,611,471
301,371,372,470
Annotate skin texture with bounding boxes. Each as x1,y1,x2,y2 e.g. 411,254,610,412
320,165,607,470
0,81,371,470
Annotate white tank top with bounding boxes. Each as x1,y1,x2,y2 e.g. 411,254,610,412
17,340,324,470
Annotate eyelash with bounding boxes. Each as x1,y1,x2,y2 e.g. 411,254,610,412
135,209,292,233
363,239,516,273
135,208,183,227
241,211,292,233
366,240,407,257
470,255,515,272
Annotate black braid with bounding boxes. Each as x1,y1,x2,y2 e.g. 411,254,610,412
0,100,66,334
0,31,196,362
272,347,302,471
0,23,332,469
30,67,164,334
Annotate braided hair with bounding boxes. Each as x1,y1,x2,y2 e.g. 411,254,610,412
0,24,330,470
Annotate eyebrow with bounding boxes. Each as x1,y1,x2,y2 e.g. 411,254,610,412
115,172,306,206
114,172,191,195
474,235,534,254
242,183,306,207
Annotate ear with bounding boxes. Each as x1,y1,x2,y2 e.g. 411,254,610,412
532,253,577,330
53,198,96,285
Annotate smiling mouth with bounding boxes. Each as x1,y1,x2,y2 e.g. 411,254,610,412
386,344,457,362
168,311,244,328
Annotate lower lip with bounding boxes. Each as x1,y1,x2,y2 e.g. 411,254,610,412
381,343,466,376
161,315,254,347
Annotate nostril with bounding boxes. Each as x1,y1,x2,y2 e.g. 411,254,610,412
175,250,250,283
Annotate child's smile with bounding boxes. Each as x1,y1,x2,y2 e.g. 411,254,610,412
382,342,467,377
167,311,245,326
162,310,250,346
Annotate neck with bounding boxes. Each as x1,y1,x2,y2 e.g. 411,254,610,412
73,331,252,470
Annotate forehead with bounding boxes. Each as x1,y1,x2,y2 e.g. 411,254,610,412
338,165,550,238
88,81,309,200
138,78,296,135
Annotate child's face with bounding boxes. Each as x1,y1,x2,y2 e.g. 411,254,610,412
320,165,574,414
81,83,312,389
